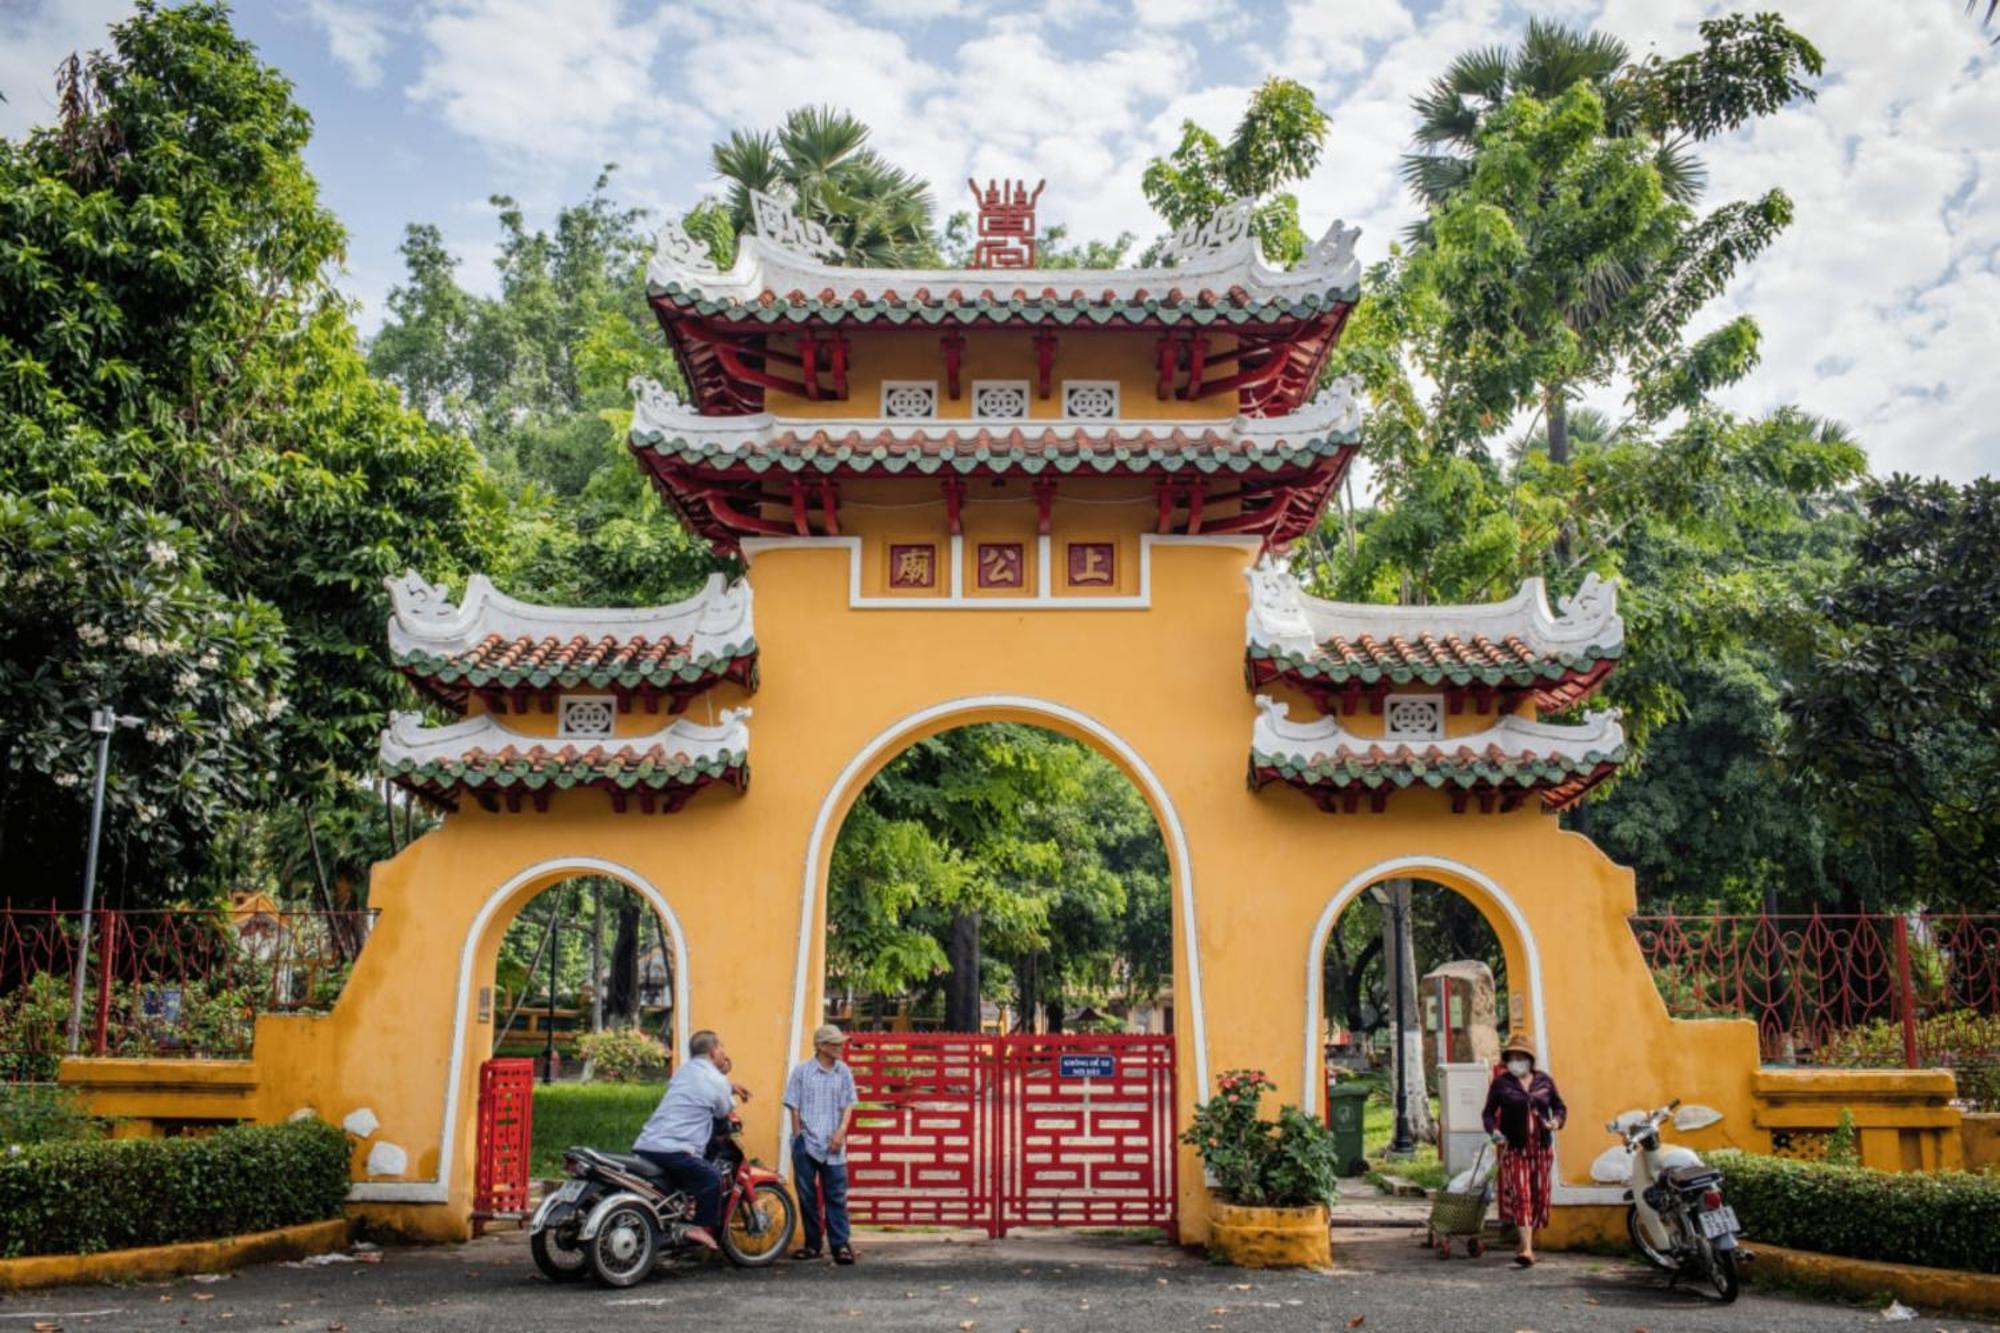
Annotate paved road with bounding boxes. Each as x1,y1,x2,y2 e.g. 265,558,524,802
2,1228,1989,1332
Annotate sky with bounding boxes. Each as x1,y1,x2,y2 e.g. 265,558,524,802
2,0,1995,482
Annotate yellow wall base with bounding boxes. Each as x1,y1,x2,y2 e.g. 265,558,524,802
0,1218,351,1292
1208,1201,1332,1269
1746,1241,2000,1316
1751,1069,1964,1171
1961,1113,2000,1173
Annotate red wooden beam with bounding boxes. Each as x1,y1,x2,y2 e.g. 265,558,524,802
1182,335,1209,400
1155,481,1175,535
818,478,841,536
698,489,802,538
712,344,810,398
1185,349,1289,400
941,332,965,399
1155,334,1179,399
829,335,849,400
942,476,965,534
788,477,811,536
799,331,820,400
1032,330,1057,399
1187,477,1206,535
1033,477,1056,534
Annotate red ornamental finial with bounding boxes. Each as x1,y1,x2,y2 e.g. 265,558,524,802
967,177,1046,269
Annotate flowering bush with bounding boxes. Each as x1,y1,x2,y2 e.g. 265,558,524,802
577,1026,670,1082
1821,1009,2000,1110
1180,1069,1341,1209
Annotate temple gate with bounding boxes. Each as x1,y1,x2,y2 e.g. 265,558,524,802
101,187,1770,1246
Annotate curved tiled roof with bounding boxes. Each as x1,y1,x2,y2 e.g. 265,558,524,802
626,377,1363,478
386,570,756,708
1247,695,1626,811
1244,566,1623,710
380,711,749,812
647,194,1361,326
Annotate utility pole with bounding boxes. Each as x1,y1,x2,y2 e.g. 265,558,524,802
1383,886,1416,1158
67,705,138,1054
543,893,560,1085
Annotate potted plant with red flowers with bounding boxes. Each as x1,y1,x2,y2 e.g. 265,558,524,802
1182,1069,1339,1268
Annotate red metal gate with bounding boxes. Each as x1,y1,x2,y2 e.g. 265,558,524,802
844,1033,1176,1237
472,1057,535,1234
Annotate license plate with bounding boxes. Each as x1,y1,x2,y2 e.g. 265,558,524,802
552,1180,584,1205
1698,1205,1738,1237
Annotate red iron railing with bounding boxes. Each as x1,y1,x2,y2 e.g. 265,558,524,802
1630,912,2000,1106
0,906,375,1078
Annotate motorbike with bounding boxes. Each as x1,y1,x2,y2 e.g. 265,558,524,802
528,1112,796,1287
1590,1098,1743,1303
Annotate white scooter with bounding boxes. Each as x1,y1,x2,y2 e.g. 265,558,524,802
1589,1098,1744,1303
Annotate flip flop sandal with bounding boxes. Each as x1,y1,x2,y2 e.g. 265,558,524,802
833,1246,856,1266
791,1247,822,1261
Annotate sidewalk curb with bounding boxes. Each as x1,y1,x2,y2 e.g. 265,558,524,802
1744,1240,2000,1316
0,1217,353,1292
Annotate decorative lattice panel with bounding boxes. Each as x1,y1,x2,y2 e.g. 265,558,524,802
844,1033,998,1231
972,381,1030,419
882,381,938,419
1383,694,1445,742
558,695,615,739
1063,381,1119,419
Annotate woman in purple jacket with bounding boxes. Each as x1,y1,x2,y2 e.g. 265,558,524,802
1480,1032,1566,1266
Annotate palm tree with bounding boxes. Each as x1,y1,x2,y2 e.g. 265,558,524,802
711,106,937,267
1401,19,1703,225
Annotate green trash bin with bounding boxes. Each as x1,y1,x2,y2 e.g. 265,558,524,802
1325,1078,1372,1177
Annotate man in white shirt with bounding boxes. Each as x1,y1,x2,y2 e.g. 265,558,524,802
633,1029,750,1252
783,1023,858,1264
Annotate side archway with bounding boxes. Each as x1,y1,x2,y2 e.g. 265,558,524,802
789,694,1212,1094
348,854,691,1205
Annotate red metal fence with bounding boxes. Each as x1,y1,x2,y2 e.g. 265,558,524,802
0,907,375,1078
1630,912,2000,1107
844,1031,1177,1237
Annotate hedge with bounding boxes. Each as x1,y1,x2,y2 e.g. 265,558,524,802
0,1119,350,1258
1719,1150,2000,1275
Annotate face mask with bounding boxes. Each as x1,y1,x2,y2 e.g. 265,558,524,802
1506,1058,1531,1077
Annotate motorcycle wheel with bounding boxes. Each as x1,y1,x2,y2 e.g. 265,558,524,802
530,1225,589,1282
1625,1205,1675,1271
721,1180,797,1268
588,1202,659,1288
1704,1242,1741,1303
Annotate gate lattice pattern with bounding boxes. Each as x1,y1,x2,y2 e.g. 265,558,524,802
844,1032,1177,1237
473,1057,536,1233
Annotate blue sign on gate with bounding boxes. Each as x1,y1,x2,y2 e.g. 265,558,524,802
1058,1053,1116,1079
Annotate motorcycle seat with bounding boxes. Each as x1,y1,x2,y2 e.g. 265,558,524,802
595,1151,665,1179
1664,1164,1722,1189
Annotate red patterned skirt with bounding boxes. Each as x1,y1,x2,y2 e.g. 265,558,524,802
1496,1114,1553,1230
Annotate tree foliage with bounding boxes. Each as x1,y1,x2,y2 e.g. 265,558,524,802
711,106,937,267
0,3,497,904
1141,77,1329,265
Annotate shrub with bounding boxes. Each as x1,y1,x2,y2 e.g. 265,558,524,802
1718,1151,2000,1275
0,1084,101,1147
576,1026,669,1082
1824,1108,1858,1167
0,1118,350,1257
1820,1010,2000,1110
1182,1069,1340,1209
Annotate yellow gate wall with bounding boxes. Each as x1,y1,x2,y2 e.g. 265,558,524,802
64,536,1774,1245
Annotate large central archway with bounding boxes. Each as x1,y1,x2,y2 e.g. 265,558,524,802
790,694,1214,1121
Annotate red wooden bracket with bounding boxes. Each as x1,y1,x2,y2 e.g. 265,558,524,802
799,330,820,400
1032,477,1056,534
1155,480,1175,535
829,335,849,400
1187,476,1206,534
941,332,965,399
942,476,966,534
1182,335,1209,400
788,477,811,536
1032,330,1057,399
712,344,810,398
818,478,841,536
1155,334,1179,399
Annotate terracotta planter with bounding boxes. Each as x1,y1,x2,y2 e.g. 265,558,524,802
1208,1199,1332,1269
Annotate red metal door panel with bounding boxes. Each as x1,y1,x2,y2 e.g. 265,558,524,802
473,1057,536,1233
844,1031,1175,1238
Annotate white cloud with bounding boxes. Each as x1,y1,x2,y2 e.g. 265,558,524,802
306,0,395,89
0,0,134,141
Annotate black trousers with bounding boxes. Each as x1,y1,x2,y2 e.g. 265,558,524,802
637,1149,722,1229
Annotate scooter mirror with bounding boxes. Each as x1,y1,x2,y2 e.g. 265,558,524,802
1672,1103,1723,1132
1589,1145,1634,1184
1610,1109,1649,1134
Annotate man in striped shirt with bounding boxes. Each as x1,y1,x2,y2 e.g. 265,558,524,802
784,1023,858,1264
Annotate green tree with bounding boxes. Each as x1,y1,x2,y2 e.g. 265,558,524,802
1141,77,1330,265
710,106,936,267
0,3,497,905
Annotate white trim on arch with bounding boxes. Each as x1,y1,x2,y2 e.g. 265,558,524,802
786,694,1211,1163
347,855,691,1204
1298,854,1625,1207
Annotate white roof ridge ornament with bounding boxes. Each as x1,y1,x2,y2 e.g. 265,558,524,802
1244,570,1624,657
747,188,842,264
1304,218,1362,288
384,568,753,661
1251,699,1626,765
651,214,720,276
1159,198,1258,268
380,708,751,768
628,374,688,439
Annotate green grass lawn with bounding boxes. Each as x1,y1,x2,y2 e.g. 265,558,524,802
1361,1092,1450,1192
531,1082,659,1179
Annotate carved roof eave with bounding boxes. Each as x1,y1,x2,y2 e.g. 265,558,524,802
1247,694,1627,810
379,709,750,811
1245,566,1624,663
646,196,1362,317
625,375,1364,472
385,570,753,665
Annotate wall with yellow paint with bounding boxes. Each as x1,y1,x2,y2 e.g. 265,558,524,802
57,493,1811,1245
